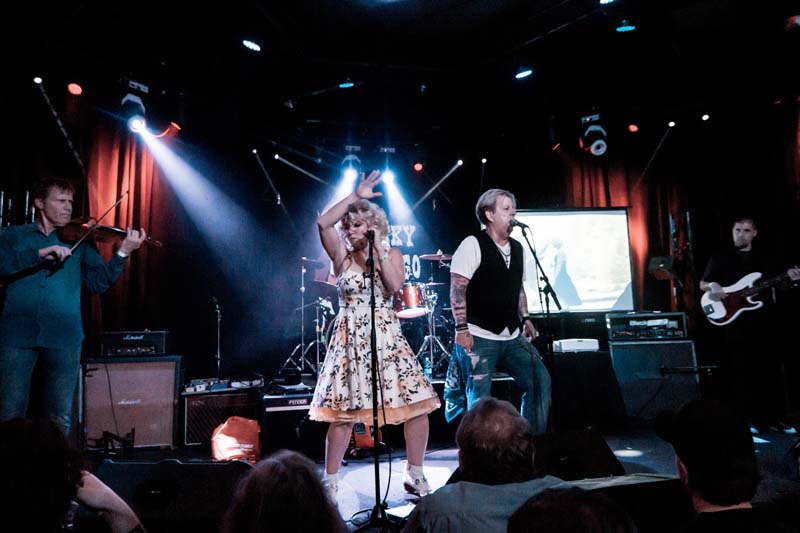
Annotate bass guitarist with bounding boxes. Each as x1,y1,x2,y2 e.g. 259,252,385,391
699,216,800,435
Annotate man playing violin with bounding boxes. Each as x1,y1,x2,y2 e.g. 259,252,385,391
0,177,146,433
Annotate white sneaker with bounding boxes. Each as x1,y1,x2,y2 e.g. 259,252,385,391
403,464,430,497
323,476,339,504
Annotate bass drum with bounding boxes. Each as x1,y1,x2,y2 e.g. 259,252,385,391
393,282,429,319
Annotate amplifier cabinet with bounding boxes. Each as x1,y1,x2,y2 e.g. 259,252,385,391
183,387,261,446
84,356,182,449
609,340,700,423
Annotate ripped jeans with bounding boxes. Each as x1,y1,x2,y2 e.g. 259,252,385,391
465,335,551,434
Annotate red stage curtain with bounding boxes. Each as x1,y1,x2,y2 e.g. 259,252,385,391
84,114,170,356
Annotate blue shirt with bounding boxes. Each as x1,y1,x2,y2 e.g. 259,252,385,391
402,476,570,533
0,223,127,349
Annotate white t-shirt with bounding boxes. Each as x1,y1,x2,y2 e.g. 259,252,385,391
450,235,528,340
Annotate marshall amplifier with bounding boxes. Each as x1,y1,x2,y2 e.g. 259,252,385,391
101,330,169,356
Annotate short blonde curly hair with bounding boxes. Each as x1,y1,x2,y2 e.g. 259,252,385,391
338,199,389,247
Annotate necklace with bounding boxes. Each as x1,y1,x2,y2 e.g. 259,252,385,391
496,243,511,266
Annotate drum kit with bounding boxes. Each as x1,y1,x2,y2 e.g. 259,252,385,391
394,252,454,379
281,252,454,378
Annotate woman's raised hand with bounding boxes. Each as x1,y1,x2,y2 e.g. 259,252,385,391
355,170,383,199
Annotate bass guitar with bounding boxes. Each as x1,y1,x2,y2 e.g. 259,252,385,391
701,272,791,326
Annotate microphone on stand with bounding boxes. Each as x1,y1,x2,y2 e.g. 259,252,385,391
511,219,529,229
367,229,375,241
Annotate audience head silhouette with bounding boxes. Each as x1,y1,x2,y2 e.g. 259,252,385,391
456,397,536,485
0,417,83,532
221,449,346,533
656,398,760,506
508,487,638,533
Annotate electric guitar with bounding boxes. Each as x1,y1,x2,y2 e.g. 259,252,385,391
701,272,791,326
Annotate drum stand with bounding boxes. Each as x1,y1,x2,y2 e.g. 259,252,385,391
415,291,450,378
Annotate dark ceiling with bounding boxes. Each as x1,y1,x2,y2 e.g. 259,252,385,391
12,0,800,180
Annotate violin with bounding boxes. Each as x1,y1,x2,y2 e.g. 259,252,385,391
57,218,163,248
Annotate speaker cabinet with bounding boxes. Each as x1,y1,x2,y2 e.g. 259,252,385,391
94,458,252,533
552,351,626,431
84,357,182,449
184,388,260,446
609,340,700,423
533,428,625,481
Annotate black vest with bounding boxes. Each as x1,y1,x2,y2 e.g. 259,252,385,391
466,231,524,334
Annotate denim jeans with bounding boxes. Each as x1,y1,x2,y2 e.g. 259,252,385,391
0,345,81,433
465,335,551,434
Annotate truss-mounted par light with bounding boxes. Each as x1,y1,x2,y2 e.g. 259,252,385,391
121,93,146,132
580,113,608,156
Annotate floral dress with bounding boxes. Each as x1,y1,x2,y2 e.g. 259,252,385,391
309,263,440,425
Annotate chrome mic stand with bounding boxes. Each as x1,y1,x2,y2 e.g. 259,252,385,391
213,296,222,380
280,258,319,375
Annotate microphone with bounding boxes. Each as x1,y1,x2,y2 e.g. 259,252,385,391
511,219,529,229
367,229,375,241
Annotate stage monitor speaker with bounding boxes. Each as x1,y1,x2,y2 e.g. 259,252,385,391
184,387,261,446
609,340,700,423
575,474,694,533
84,356,182,449
533,428,625,481
94,458,252,533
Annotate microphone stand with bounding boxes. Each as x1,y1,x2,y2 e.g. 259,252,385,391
213,297,222,381
518,225,561,430
355,229,391,532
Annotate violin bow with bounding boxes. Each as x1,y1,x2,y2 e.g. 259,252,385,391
69,190,129,252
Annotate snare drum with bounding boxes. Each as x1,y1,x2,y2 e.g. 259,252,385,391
394,282,429,319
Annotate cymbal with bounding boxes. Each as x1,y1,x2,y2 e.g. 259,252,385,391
424,282,447,286
301,256,328,269
308,280,337,298
419,253,452,261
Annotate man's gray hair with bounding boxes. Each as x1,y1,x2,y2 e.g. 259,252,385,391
475,189,517,225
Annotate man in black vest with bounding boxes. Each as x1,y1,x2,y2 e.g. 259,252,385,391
450,189,551,433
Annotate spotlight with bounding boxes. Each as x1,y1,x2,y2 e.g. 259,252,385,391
341,154,361,181
67,83,83,96
580,113,608,156
515,67,533,80
628,123,639,133
121,93,146,132
413,162,423,172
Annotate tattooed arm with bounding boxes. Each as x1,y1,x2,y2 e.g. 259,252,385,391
451,273,473,351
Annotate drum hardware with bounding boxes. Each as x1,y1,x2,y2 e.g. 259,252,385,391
415,289,451,379
280,257,329,375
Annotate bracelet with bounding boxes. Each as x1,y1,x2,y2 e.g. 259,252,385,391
116,250,129,259
455,323,469,331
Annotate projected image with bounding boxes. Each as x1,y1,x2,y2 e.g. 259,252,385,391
512,209,634,314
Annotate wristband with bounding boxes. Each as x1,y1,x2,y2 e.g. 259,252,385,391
116,250,129,259
455,323,469,332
